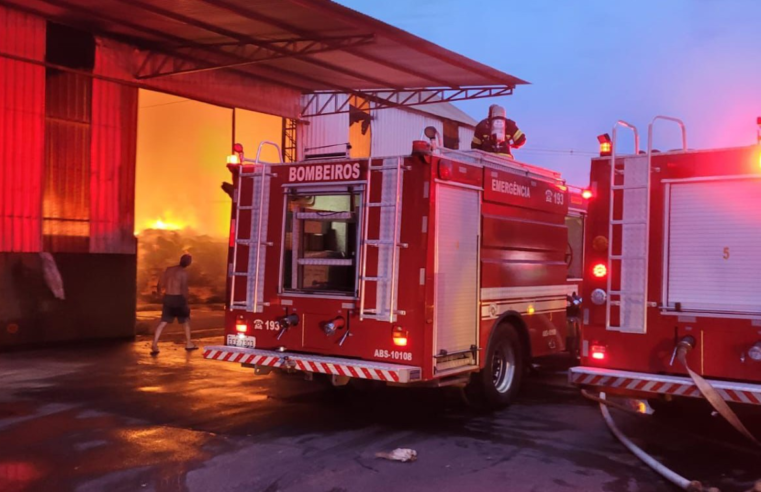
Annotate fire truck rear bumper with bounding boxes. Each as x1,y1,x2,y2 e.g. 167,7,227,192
570,366,761,406
203,345,423,384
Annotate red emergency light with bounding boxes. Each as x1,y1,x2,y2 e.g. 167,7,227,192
593,263,607,278
439,162,452,180
236,321,248,333
582,190,593,199
597,134,612,157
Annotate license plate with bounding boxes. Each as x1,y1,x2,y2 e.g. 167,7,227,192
227,334,256,348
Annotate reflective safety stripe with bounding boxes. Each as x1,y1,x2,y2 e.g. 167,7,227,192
512,129,524,141
570,367,761,406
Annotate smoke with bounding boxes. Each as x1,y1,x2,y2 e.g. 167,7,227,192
136,229,228,307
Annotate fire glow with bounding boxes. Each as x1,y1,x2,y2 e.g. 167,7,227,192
146,218,185,231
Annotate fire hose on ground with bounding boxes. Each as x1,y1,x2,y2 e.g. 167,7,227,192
591,391,712,491
581,335,761,491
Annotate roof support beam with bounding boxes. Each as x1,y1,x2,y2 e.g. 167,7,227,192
136,34,375,79
301,86,514,117
30,0,392,96
113,0,402,90
20,0,314,91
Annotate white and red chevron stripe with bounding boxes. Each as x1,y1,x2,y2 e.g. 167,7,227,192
570,367,761,405
203,345,421,383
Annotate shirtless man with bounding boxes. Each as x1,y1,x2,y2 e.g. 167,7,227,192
151,254,197,355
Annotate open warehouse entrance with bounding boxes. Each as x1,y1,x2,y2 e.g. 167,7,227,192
134,89,283,318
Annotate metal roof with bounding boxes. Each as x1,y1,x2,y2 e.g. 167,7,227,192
2,0,528,116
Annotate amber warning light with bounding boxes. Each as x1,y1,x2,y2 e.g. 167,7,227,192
393,326,408,347
597,133,612,157
228,143,245,165
582,190,593,200
593,263,607,278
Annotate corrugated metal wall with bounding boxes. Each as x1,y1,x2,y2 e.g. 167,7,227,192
90,44,138,254
371,109,443,157
296,101,476,159
298,94,349,160
459,125,475,150
0,6,45,252
43,70,92,252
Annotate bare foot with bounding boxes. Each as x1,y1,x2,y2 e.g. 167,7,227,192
150,346,160,356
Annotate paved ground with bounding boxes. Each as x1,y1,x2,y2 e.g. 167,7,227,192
135,306,225,337
1,336,759,492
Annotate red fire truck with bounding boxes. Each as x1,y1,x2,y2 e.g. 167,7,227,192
204,132,587,409
571,117,761,410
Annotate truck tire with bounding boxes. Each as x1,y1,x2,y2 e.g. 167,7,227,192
463,323,524,410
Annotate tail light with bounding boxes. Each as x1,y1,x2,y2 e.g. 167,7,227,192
236,321,248,333
392,326,408,347
593,263,607,278
591,344,606,360
582,189,593,199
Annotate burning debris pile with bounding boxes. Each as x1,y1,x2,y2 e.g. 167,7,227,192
136,229,227,308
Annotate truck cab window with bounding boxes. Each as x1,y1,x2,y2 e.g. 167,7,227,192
283,192,361,295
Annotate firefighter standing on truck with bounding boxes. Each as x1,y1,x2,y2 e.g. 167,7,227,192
471,104,526,158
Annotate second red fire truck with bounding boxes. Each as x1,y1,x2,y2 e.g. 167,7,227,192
204,126,588,409
572,117,761,419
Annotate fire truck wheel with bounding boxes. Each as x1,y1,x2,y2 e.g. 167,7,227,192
463,325,524,410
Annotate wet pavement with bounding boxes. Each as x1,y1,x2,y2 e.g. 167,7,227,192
1,336,759,492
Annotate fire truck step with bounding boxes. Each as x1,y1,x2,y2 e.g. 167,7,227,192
610,219,647,225
295,212,354,220
369,165,401,171
611,185,648,191
204,346,422,383
570,367,761,406
364,240,407,247
235,240,272,246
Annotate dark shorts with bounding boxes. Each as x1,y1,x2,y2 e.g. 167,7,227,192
161,295,190,323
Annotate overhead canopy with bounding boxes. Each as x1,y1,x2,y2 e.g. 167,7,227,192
5,0,528,115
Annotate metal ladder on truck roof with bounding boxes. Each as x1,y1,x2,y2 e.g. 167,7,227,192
229,141,282,313
606,117,687,333
358,156,407,322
